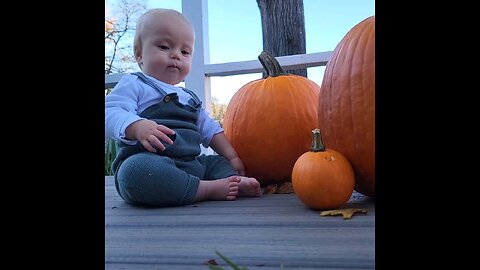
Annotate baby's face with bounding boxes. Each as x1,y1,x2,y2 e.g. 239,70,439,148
137,13,195,85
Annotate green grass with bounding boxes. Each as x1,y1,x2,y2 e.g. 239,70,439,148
207,251,284,270
207,251,248,270
105,138,116,176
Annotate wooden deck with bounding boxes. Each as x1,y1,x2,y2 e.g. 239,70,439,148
105,176,375,270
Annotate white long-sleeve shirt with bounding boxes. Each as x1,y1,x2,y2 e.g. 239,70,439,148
105,73,223,148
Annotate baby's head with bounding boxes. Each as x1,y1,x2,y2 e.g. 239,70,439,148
134,9,195,85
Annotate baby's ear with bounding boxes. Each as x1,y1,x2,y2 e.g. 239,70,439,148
134,46,142,63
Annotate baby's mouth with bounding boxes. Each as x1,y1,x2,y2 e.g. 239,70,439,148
168,65,180,71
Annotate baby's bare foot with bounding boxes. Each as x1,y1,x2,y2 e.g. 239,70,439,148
195,176,240,202
238,177,262,197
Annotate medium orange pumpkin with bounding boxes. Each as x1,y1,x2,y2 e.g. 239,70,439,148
223,51,320,184
292,129,354,210
318,16,375,197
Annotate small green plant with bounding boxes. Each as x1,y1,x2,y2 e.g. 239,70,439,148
105,138,116,176
207,251,248,270
206,251,284,270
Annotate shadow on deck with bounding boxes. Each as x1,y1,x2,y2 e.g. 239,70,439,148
105,176,375,270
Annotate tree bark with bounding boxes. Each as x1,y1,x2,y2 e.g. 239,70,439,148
257,0,307,77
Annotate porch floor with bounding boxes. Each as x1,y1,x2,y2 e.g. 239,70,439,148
105,176,375,270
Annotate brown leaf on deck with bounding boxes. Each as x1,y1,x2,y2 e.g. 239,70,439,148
262,182,294,194
276,181,294,193
263,184,277,194
320,208,367,219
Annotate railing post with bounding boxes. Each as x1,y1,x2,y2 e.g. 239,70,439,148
182,0,211,113
182,0,214,154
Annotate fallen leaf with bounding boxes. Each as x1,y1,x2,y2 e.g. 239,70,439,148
263,184,277,194
320,208,367,219
276,181,294,194
262,182,294,194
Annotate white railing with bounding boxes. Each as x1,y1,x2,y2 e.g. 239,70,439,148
104,51,332,89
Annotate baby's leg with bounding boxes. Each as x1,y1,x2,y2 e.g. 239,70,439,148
195,176,240,201
116,153,201,206
238,177,262,197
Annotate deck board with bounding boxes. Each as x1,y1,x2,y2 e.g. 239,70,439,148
105,176,375,269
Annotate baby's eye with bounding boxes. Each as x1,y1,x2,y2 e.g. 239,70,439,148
158,45,169,50
181,50,191,56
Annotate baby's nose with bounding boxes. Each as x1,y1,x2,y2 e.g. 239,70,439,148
170,50,181,59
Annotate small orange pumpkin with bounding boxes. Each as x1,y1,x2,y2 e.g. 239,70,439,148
223,51,320,184
318,16,375,197
292,129,354,210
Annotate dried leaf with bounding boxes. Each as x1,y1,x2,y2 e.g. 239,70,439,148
263,184,277,194
276,182,294,194
320,208,367,219
262,182,294,194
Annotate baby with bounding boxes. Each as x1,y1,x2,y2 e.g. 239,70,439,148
105,8,262,206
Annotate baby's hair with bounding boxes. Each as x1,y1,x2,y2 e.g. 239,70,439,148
133,8,194,56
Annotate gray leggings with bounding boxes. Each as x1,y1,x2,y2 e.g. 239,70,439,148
115,152,236,207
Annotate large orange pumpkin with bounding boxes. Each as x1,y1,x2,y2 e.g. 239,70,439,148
223,51,320,185
292,129,354,210
318,16,375,197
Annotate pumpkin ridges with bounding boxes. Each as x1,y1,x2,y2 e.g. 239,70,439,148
352,18,375,196
318,16,375,197
348,31,364,181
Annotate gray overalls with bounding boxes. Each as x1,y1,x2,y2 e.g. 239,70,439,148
112,72,236,206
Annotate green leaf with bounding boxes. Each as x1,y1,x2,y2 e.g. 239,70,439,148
214,250,248,270
207,265,226,270
105,138,117,175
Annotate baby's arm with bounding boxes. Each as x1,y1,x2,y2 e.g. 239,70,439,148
125,119,175,153
106,74,175,152
209,132,245,176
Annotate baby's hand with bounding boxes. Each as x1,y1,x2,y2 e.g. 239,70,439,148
130,119,175,152
229,156,246,176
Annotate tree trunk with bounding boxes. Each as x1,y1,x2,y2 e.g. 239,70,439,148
257,0,307,77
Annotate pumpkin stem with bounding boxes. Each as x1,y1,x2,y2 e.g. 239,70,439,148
311,128,326,152
258,51,287,77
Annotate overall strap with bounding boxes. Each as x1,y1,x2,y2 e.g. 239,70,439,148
131,72,168,95
132,72,202,107
180,87,203,106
